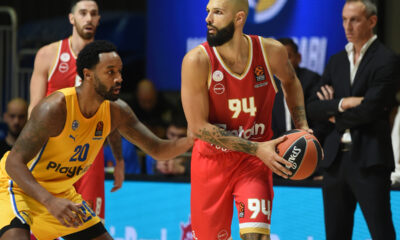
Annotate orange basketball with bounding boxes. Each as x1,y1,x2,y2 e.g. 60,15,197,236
276,129,323,180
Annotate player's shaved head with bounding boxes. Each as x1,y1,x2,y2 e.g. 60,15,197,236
208,0,248,15
232,0,249,15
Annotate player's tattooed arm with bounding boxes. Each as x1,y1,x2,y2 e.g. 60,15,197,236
195,124,293,178
284,61,308,129
264,38,309,130
196,126,258,155
5,93,68,207
10,93,66,164
181,46,260,155
291,105,307,128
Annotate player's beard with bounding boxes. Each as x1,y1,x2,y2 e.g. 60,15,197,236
75,22,96,40
94,74,120,101
207,21,235,47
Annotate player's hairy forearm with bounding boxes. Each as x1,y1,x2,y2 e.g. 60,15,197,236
196,126,258,155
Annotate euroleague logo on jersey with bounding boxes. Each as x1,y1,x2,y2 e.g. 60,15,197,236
254,65,268,88
254,65,266,82
249,0,288,24
95,121,104,136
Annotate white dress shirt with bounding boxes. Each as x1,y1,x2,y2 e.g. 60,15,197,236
339,35,377,143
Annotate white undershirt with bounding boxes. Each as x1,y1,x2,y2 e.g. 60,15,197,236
283,97,292,131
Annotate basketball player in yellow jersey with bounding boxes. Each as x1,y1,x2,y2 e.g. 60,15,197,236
0,40,193,240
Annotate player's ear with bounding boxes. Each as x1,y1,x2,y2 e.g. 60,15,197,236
83,68,92,80
68,13,74,25
235,11,246,25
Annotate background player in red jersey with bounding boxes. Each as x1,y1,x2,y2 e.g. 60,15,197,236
28,0,123,223
181,0,310,239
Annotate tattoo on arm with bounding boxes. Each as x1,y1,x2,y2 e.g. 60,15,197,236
196,127,258,155
12,119,49,164
285,61,307,128
291,106,307,128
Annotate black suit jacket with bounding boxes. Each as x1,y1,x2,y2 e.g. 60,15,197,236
307,40,400,169
271,67,321,138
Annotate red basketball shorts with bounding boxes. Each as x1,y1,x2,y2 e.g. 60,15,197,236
74,148,105,220
191,142,273,239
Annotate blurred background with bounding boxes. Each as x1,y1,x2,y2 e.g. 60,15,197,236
1,0,399,114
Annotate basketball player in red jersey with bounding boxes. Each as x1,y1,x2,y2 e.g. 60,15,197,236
28,0,122,223
181,0,311,239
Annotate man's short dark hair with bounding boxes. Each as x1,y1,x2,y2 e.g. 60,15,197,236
76,40,117,80
70,0,98,13
277,38,298,53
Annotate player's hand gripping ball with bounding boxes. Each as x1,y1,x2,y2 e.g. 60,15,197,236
276,129,323,180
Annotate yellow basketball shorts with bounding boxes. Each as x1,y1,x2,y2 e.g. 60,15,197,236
0,181,101,240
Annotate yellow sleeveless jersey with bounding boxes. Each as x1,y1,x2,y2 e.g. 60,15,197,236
0,87,111,194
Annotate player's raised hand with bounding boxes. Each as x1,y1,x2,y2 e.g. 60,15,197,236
44,197,85,228
256,136,293,178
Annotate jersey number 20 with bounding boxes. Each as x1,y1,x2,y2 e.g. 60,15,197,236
70,144,90,162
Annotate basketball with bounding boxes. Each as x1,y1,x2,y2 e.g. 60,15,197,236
276,129,323,180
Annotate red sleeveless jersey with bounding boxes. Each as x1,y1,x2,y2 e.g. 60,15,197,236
46,37,82,96
198,35,278,153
